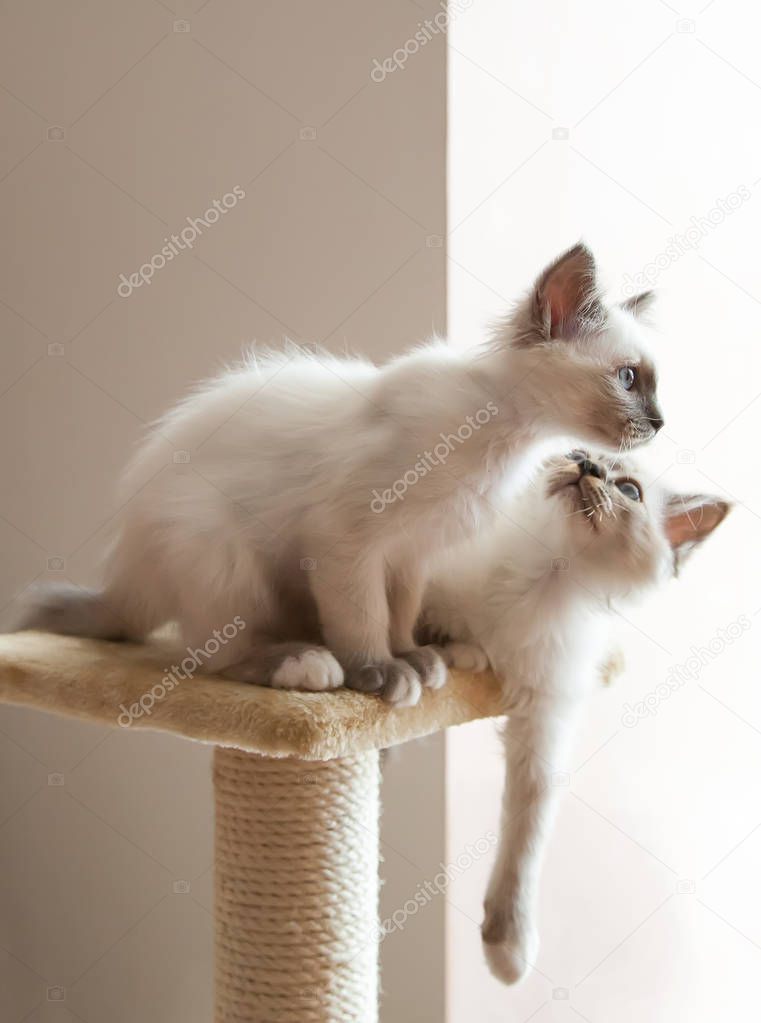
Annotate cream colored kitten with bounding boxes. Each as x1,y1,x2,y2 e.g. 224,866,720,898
16,245,662,705
420,451,729,984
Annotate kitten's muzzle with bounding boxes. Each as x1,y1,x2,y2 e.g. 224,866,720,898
627,403,664,446
546,453,604,496
577,475,614,528
546,458,612,516
550,455,614,528
646,398,665,434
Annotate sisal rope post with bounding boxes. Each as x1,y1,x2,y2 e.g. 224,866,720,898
0,632,503,1019
214,747,380,1023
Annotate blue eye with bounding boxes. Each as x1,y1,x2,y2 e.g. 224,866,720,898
618,366,636,390
616,479,642,502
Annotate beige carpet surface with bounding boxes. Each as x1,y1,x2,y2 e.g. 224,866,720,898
0,632,503,760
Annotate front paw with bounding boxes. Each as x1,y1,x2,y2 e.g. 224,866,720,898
440,641,489,673
344,658,422,707
271,649,344,691
481,906,538,986
398,645,447,689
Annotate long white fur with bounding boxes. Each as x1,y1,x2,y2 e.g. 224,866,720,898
15,245,662,698
421,456,728,984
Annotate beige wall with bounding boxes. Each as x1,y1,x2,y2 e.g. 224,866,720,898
0,2,446,1021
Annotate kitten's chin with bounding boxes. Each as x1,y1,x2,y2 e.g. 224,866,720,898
553,479,612,534
625,426,657,450
586,421,656,453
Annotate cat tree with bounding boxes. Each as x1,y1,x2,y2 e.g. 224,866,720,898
0,631,501,1022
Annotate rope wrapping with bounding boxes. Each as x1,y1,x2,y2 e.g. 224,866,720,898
214,748,380,1023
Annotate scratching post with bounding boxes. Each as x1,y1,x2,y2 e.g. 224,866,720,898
0,631,502,1020
214,749,379,1023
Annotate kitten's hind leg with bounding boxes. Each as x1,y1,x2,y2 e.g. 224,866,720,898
180,596,343,692
175,569,341,691
221,639,344,692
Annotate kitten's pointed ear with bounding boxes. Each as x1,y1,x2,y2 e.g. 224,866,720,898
532,242,605,341
664,494,731,573
620,290,656,321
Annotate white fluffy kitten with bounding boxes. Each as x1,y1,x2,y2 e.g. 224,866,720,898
17,244,663,706
420,450,729,985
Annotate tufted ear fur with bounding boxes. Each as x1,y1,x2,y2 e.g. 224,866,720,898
664,494,730,573
529,242,605,342
620,290,656,321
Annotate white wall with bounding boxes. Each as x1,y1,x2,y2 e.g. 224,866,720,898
447,2,761,1019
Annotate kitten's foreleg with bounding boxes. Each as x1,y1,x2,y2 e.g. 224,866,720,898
387,560,423,652
308,546,422,706
387,561,446,690
482,689,579,985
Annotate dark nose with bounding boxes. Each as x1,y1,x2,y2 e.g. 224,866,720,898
647,403,665,433
579,459,602,478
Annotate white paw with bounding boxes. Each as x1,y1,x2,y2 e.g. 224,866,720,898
481,916,538,986
400,646,447,689
346,658,423,707
482,938,534,986
271,650,344,691
444,642,489,673
385,667,423,708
